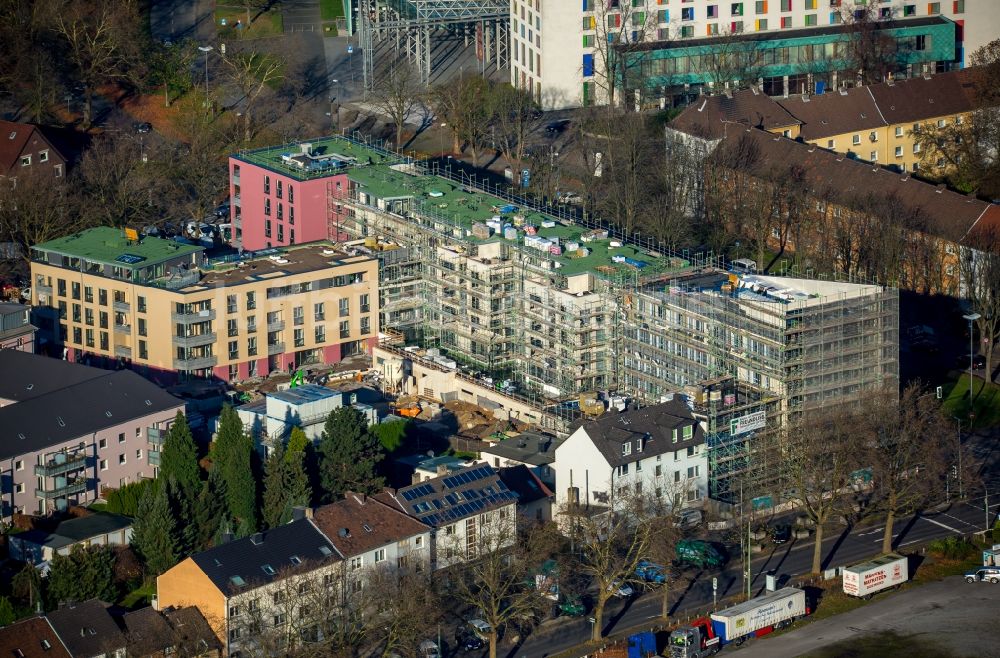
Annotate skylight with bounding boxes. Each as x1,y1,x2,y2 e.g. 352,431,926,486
262,564,276,576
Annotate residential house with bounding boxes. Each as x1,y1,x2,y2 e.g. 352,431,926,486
498,465,555,524
0,617,71,658
312,493,431,584
236,384,378,446
9,512,133,566
45,599,127,658
0,120,73,178
376,463,519,570
393,453,477,486
552,400,709,518
480,430,561,488
121,606,222,658
156,518,342,656
0,302,35,352
0,351,183,520
30,227,379,383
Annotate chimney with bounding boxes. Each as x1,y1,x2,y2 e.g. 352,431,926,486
291,506,313,521
250,533,264,546
221,532,234,544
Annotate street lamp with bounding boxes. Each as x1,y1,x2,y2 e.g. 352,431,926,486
963,312,981,406
198,45,214,107
438,123,447,157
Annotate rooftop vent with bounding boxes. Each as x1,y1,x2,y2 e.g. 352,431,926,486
338,527,351,538
250,533,263,545
300,143,312,155
362,523,373,533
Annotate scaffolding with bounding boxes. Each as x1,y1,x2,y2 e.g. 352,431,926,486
357,0,509,89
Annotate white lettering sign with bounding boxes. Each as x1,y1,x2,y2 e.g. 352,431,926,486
731,410,766,435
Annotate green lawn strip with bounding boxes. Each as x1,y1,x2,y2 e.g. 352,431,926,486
119,582,156,610
942,373,1000,428
215,5,285,39
320,0,346,20
323,22,339,36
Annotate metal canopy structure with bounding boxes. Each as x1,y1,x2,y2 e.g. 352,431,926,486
358,0,509,88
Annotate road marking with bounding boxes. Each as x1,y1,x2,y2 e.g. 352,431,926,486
919,516,963,533
857,527,884,537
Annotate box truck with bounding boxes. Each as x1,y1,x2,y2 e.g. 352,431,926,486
842,553,908,598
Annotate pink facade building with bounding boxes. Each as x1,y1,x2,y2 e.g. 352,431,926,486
0,303,35,353
228,137,396,251
0,350,183,520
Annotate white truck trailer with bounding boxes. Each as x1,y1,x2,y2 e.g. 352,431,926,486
842,553,908,598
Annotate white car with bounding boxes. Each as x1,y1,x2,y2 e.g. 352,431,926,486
468,618,492,639
418,640,440,658
609,581,634,598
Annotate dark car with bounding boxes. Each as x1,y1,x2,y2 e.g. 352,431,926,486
771,523,792,544
958,354,987,369
455,628,484,652
134,122,152,134
544,119,570,135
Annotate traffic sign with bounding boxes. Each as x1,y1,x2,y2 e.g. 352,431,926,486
347,45,354,54
712,577,718,591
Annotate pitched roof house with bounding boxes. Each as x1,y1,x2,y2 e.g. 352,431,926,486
0,120,75,177
45,600,127,658
0,617,71,658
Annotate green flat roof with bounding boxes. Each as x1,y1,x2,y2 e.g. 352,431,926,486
349,166,687,280
33,226,203,268
234,136,400,181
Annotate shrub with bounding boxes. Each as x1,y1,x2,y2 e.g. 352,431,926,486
926,536,977,560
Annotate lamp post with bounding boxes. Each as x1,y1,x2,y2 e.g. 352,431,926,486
439,122,447,157
198,45,214,107
963,312,981,408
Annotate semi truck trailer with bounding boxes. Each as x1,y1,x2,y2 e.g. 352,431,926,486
842,553,908,598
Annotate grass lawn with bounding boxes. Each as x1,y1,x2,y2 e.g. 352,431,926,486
942,373,1000,428
215,4,284,40
320,0,345,20
119,582,156,610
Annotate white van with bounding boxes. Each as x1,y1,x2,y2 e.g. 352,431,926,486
673,508,704,529
730,258,758,275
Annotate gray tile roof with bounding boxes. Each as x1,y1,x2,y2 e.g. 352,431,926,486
498,466,553,505
15,513,132,552
0,368,182,460
188,519,340,596
46,599,126,658
0,351,107,403
575,400,704,468
481,431,561,466
377,464,518,528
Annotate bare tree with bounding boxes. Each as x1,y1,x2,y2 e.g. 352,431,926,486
704,32,766,93
864,384,951,554
221,46,285,143
368,64,422,149
492,82,540,169
838,4,900,87
585,110,658,234
429,75,495,166
363,566,441,658
563,488,652,642
77,132,158,228
960,227,1000,385
786,407,866,574
0,167,84,267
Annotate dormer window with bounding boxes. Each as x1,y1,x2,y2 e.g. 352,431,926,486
683,425,694,440
621,442,632,457
636,438,644,453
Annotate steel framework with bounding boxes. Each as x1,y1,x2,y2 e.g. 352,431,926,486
357,0,509,88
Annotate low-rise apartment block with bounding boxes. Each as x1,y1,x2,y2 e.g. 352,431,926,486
0,302,35,352
0,350,183,519
30,227,378,383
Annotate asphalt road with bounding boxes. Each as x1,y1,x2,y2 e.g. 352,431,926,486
508,498,1000,658
149,0,214,43
731,574,1000,658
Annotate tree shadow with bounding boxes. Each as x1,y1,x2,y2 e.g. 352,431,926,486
891,513,922,550
821,524,854,572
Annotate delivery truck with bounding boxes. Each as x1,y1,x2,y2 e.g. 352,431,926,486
842,553,908,598
667,587,808,657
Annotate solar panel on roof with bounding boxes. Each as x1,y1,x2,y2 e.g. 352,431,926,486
401,490,416,501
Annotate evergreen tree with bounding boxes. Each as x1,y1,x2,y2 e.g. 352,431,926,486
130,482,178,577
166,476,197,557
194,468,227,550
0,595,14,625
262,443,290,530
213,405,258,535
160,411,201,493
285,426,310,462
284,427,314,509
318,407,385,501
46,546,117,607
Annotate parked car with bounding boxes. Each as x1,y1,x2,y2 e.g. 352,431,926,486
673,508,704,529
609,580,634,598
675,539,726,570
134,121,152,134
958,354,987,369
418,640,441,658
214,201,231,218
771,523,792,545
455,627,484,651
467,619,492,640
544,119,570,135
965,567,1000,583
557,596,587,617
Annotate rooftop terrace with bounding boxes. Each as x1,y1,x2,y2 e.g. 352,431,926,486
349,165,690,281
233,135,401,181
32,226,203,269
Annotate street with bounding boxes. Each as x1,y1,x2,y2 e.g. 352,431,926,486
509,498,999,658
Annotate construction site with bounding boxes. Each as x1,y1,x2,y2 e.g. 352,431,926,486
266,134,899,510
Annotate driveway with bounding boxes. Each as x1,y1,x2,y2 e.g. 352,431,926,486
730,575,1000,658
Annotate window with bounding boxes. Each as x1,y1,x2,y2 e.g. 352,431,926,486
98,289,107,306
72,282,80,300
315,325,325,343
621,442,632,456
683,424,694,440
339,320,350,339
780,15,791,28
20,155,30,166
227,294,237,313
248,336,258,356
895,126,904,138
915,34,929,51
415,535,424,548
314,302,325,321
804,13,817,25
359,293,370,313
680,25,694,37
374,549,386,563
288,184,294,203
870,151,877,161
264,175,270,194
755,0,766,11
139,340,148,360
927,1,940,13
954,0,964,12
732,2,744,15
294,328,305,348
276,180,283,199
136,449,143,460
903,3,916,15
852,134,861,146
780,0,791,10
707,4,718,17
913,143,921,154
937,118,946,128
118,432,126,443
247,291,256,310
229,340,239,359
681,7,694,20
349,556,363,571
100,459,108,471
14,460,22,471
39,150,49,163
119,454,126,465
620,462,629,476
85,328,94,347
338,298,350,317
264,198,271,216
138,296,146,313
895,146,903,157
360,316,370,335
956,115,964,125
228,319,238,337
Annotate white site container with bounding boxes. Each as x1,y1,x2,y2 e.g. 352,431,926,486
710,587,806,642
842,553,908,598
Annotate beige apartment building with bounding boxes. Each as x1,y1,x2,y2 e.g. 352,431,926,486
30,227,378,383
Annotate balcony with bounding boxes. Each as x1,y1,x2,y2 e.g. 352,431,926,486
147,450,161,467
172,354,219,371
34,455,88,477
35,282,52,295
114,345,132,358
147,427,165,446
172,309,216,323
267,342,285,356
114,323,131,334
267,320,285,332
172,332,218,348
113,300,130,313
36,478,88,500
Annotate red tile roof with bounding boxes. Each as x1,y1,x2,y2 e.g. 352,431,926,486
313,492,430,558
0,120,38,172
0,617,70,658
